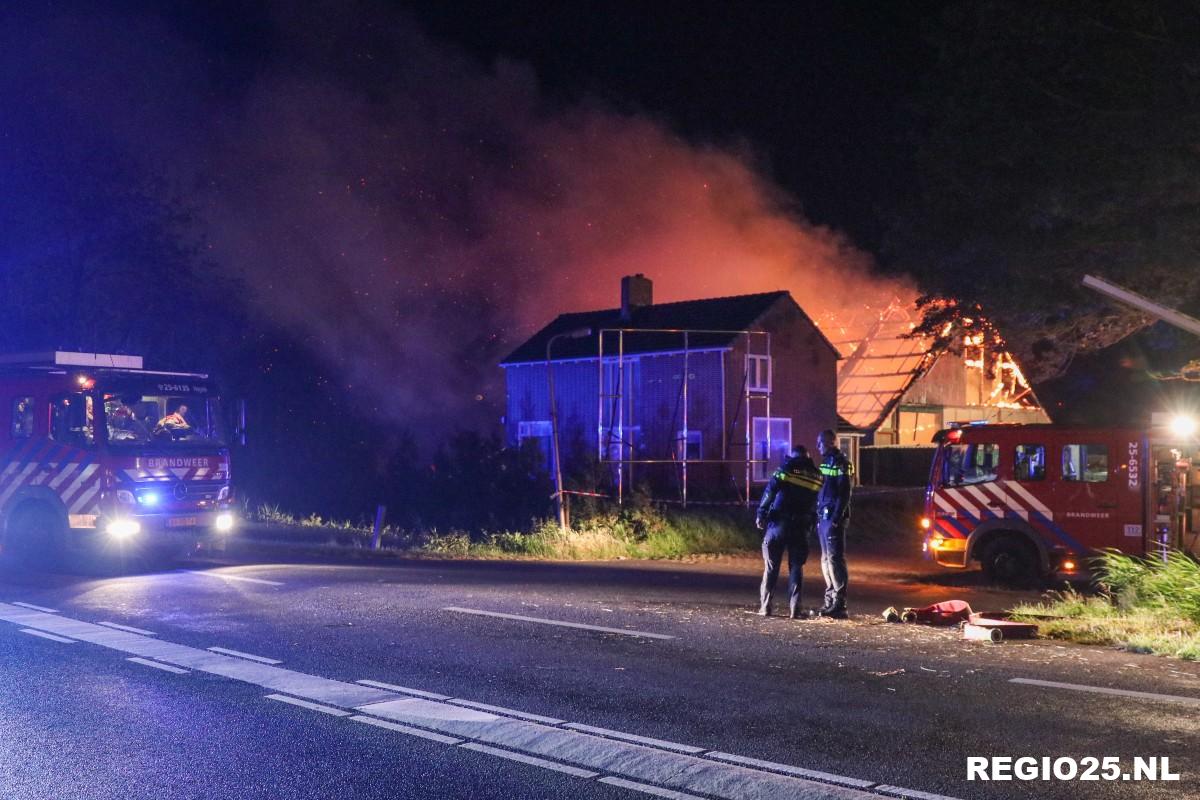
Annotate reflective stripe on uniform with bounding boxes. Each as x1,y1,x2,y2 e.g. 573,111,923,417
818,463,854,477
774,469,823,491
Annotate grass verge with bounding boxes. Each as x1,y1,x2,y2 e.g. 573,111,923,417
1012,550,1200,661
246,488,920,561
250,503,758,560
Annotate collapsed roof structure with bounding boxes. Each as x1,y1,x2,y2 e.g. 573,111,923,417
824,299,1049,446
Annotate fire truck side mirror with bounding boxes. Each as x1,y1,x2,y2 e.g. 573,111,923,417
234,398,248,446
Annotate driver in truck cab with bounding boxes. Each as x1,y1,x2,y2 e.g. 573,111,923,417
157,404,191,432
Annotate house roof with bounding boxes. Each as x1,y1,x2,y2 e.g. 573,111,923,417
829,301,938,431
501,290,839,365
829,299,1046,431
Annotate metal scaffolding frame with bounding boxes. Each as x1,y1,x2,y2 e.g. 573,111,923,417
596,327,772,506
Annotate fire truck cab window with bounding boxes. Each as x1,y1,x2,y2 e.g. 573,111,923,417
1014,444,1046,481
11,397,34,438
942,443,999,486
1062,444,1109,482
103,393,226,447
50,394,95,448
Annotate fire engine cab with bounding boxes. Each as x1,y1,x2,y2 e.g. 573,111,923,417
0,352,235,565
923,417,1199,584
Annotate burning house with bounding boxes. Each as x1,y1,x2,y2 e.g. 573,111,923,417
500,275,839,504
828,300,1050,484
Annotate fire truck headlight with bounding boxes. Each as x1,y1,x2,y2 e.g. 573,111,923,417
1169,414,1197,439
116,490,135,505
920,516,932,530
105,519,141,539
214,512,235,533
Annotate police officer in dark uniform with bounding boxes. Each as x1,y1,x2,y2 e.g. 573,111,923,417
811,429,853,619
755,445,822,618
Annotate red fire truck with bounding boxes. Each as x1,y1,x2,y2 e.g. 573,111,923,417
0,352,236,565
922,418,1198,584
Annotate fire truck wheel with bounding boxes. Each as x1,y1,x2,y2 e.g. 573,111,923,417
4,504,66,569
981,536,1041,587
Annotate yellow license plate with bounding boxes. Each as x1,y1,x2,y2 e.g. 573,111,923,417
167,516,199,528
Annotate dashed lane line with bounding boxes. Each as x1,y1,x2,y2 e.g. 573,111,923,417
0,601,959,800
352,696,874,799
447,699,565,725
99,621,156,636
459,742,599,778
266,694,352,717
599,777,708,800
183,569,284,586
348,714,463,744
358,682,565,725
443,606,675,640
875,786,969,800
706,751,877,789
19,628,74,644
11,602,58,613
562,723,705,755
355,679,451,701
127,657,188,675
207,646,282,665
1010,677,1200,708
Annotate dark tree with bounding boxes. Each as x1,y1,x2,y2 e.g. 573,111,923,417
890,1,1200,379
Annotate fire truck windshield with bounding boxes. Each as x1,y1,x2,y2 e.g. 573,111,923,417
103,393,226,448
939,442,1000,486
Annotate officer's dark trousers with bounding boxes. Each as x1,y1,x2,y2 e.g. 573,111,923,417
817,518,848,612
760,520,809,615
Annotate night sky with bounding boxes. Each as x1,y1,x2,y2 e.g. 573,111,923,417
400,1,936,252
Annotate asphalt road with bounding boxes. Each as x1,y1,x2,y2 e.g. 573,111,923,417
0,542,1196,800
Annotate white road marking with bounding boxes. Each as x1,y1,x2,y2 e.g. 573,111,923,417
875,786,966,800
207,646,282,665
266,693,351,717
705,752,878,789
127,657,188,674
1010,677,1200,708
459,742,598,778
12,602,58,613
0,602,952,800
349,714,463,744
599,777,707,799
99,621,156,636
447,699,565,725
183,570,283,586
0,604,396,709
563,723,704,754
355,679,451,701
19,628,74,644
352,697,878,799
443,606,674,640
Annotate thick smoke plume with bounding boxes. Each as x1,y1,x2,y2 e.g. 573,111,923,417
4,2,912,440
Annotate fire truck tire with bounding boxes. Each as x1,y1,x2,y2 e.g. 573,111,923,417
981,535,1041,587
3,504,66,569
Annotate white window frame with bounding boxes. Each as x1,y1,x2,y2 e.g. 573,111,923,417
747,354,772,393
675,430,702,461
751,416,791,481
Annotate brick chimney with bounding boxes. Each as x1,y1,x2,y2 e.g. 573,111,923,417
620,274,653,321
